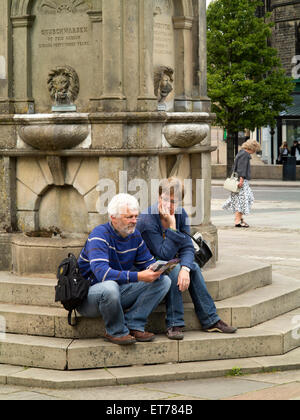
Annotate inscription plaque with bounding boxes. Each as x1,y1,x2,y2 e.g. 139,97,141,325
31,0,92,112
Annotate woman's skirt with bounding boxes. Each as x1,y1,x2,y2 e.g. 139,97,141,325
222,180,254,215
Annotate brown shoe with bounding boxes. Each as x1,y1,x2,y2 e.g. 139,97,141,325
166,326,184,340
203,320,237,334
129,330,155,342
104,333,136,345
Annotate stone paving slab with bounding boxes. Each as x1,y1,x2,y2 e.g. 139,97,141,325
241,369,300,385
39,385,178,401
137,377,274,400
225,382,300,400
0,389,61,400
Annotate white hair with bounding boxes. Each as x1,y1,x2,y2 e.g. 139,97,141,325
107,194,139,218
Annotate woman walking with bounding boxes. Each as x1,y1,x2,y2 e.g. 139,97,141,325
223,139,261,228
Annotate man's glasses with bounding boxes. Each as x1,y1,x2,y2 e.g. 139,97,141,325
161,196,181,205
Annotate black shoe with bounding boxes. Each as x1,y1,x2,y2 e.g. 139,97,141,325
204,320,237,334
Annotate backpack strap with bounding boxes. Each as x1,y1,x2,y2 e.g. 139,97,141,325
68,309,78,327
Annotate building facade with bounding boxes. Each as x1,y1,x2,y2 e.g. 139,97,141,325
259,0,300,164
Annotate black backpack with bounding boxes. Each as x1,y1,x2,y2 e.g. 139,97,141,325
55,253,90,326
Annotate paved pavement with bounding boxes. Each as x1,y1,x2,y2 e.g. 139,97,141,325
0,179,300,401
1,369,300,400
212,179,300,233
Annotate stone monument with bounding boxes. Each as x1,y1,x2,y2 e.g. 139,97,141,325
1,1,295,381
0,0,216,274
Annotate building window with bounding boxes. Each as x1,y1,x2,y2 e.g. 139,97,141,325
296,23,300,56
285,120,300,148
256,5,265,18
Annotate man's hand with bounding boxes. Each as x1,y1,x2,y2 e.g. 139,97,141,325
138,269,164,283
177,268,190,292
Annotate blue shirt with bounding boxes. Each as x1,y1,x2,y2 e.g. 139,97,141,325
136,204,195,270
78,222,155,286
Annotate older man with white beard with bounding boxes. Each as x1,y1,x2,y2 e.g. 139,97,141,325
77,193,171,345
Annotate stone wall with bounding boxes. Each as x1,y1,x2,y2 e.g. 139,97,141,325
269,0,300,76
212,164,300,180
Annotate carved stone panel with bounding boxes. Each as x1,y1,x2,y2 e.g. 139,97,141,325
31,0,93,112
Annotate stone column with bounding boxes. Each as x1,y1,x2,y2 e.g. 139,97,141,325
0,0,13,114
0,156,16,232
193,0,210,112
87,10,103,112
101,0,126,111
173,16,194,112
137,0,157,111
11,14,35,114
123,0,139,111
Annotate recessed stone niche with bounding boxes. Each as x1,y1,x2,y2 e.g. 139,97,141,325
16,156,101,235
39,186,88,233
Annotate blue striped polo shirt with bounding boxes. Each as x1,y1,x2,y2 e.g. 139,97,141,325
78,222,155,286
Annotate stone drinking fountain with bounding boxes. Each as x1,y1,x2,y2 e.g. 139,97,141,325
1,2,298,380
0,0,216,276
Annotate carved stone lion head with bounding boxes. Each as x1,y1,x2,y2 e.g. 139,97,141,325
47,66,79,105
154,66,174,103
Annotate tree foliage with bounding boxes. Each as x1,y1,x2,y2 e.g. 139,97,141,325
207,0,294,170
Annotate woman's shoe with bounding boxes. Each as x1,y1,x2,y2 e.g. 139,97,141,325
235,222,249,228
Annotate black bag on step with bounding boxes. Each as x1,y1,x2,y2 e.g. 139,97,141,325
55,253,90,326
182,231,213,268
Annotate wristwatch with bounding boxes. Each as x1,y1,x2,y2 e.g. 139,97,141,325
181,266,190,273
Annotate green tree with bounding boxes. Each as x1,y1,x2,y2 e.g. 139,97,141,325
207,0,294,175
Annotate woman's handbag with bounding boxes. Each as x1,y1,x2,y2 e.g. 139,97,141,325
182,230,212,268
223,172,240,193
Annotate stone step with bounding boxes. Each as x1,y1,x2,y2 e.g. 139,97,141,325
2,346,300,389
0,273,298,338
1,308,299,371
197,257,272,302
0,258,272,307
0,272,58,308
216,273,300,328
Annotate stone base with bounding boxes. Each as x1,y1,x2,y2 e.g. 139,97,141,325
11,235,86,275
